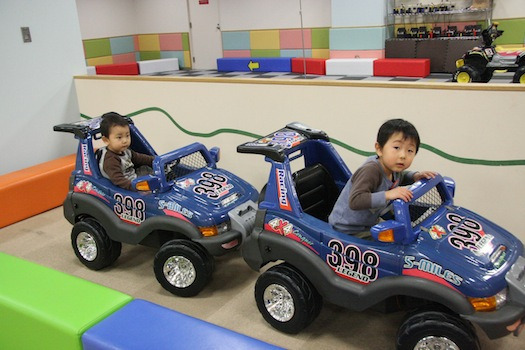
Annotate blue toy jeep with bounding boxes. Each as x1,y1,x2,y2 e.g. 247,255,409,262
54,115,258,297
237,123,525,349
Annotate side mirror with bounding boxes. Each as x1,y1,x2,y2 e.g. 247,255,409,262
443,176,455,198
132,175,160,192
371,220,407,243
209,147,220,163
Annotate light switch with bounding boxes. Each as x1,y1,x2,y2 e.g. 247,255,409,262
21,27,32,43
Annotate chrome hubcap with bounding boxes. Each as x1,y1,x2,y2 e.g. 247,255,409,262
263,283,295,322
414,336,460,350
163,256,196,288
76,232,97,261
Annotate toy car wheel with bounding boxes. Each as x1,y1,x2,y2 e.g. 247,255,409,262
453,65,480,83
513,66,525,84
255,264,322,334
71,218,122,270
396,309,480,350
154,240,212,297
480,69,493,83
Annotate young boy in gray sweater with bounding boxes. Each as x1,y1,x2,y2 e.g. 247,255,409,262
328,119,436,237
98,112,155,191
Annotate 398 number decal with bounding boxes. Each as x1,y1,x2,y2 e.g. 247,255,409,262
193,172,232,199
446,213,491,253
114,194,145,224
326,239,379,284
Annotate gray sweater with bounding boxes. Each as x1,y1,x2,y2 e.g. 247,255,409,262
328,156,416,235
99,147,154,190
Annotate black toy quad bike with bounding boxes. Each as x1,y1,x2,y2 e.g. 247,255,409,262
453,22,525,83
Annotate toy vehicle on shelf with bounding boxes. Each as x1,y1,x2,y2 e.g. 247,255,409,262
237,123,525,349
453,22,525,83
54,115,258,297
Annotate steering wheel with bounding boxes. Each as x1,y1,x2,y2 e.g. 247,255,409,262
379,201,395,220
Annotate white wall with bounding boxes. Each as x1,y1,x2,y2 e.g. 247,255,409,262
220,0,331,31
76,0,189,39
332,0,388,28
493,0,525,18
0,1,86,175
76,0,137,39
135,0,189,34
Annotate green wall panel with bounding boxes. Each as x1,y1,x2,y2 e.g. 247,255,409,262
312,28,330,49
493,18,525,45
84,38,112,59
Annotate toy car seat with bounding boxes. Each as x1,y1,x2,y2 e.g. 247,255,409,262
95,147,111,180
293,163,339,222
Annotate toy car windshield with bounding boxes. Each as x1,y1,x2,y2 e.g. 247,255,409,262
237,122,329,162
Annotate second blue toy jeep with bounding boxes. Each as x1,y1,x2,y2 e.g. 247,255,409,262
54,115,258,297
237,123,525,349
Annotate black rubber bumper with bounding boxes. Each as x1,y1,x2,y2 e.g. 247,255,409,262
194,229,242,256
463,304,525,339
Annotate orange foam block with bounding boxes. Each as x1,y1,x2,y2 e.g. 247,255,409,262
0,154,75,228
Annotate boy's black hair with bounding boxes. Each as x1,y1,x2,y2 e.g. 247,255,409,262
100,112,129,137
376,119,420,152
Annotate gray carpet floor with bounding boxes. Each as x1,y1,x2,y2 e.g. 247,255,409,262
1,207,523,349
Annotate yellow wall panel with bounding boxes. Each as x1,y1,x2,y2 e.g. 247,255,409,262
311,49,330,58
86,56,114,66
250,30,280,50
184,51,192,68
138,34,160,51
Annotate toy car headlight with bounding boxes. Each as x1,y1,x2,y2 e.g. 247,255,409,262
199,221,230,237
469,288,507,312
371,220,406,243
132,175,160,192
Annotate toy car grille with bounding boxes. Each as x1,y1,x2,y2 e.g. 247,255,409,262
165,151,208,182
409,187,444,227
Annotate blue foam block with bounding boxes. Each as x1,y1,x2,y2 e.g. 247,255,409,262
217,57,292,72
82,299,283,350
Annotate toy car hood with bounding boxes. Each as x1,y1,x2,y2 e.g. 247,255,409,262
171,168,256,210
414,206,523,295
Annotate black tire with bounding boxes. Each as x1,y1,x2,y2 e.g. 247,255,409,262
480,69,493,83
513,66,525,84
154,240,212,297
453,65,480,83
396,309,480,350
255,264,322,334
71,218,122,270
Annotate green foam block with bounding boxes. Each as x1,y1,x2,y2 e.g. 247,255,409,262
0,252,132,350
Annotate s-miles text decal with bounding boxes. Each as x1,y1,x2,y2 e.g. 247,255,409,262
403,256,463,287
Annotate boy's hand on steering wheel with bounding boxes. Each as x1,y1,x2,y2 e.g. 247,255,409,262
386,187,413,202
